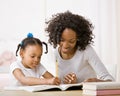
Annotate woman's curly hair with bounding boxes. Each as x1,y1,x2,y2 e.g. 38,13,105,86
45,11,94,51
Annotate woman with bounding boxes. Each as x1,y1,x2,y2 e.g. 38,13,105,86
45,11,114,84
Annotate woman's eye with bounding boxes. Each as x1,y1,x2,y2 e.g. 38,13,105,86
60,39,64,42
70,40,76,43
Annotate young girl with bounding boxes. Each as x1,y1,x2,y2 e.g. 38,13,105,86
10,33,60,86
45,11,115,84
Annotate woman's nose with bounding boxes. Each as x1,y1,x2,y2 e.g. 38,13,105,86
63,42,69,48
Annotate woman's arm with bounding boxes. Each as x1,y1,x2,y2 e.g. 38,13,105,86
84,78,112,82
85,46,115,81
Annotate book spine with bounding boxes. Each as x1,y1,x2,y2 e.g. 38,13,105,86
83,84,120,90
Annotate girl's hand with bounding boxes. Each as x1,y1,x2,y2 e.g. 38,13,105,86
53,77,61,85
63,73,77,84
48,77,61,85
84,78,112,82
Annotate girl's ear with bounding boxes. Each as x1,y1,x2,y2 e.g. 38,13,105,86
19,49,24,58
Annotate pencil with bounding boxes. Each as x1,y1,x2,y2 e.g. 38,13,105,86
56,59,58,77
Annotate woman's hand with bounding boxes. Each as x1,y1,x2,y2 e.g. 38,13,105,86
84,78,112,82
63,73,77,84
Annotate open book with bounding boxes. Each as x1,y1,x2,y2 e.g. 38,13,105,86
4,83,82,92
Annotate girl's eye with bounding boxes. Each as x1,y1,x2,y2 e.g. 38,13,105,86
31,56,35,58
38,56,41,59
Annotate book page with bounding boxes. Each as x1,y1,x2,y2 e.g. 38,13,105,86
59,83,83,90
4,83,83,92
20,85,61,92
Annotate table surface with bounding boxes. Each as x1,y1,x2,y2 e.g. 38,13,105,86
0,90,83,96
1,89,120,96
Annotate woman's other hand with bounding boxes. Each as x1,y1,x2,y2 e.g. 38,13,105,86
63,73,77,84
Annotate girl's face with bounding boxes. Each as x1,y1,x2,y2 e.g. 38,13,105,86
20,44,42,69
60,28,77,54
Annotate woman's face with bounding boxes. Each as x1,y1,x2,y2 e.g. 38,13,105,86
59,28,77,54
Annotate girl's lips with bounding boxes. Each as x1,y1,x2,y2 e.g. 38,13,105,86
32,63,39,67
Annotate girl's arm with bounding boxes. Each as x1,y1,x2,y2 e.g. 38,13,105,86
42,71,61,85
13,69,60,86
42,71,54,78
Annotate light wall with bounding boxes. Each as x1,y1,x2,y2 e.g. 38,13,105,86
116,0,120,81
0,0,46,54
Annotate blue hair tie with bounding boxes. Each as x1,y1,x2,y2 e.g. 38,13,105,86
27,32,33,38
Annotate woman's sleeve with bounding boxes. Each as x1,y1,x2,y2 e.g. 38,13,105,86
85,45,115,81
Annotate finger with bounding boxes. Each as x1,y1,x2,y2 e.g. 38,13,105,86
84,78,95,82
64,75,71,82
71,73,76,78
55,82,60,85
56,78,61,84
63,76,71,84
67,74,74,81
64,78,72,84
63,79,70,84
57,80,61,84
64,73,75,84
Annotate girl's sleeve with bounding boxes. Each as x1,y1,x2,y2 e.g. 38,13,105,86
10,61,20,74
85,45,115,81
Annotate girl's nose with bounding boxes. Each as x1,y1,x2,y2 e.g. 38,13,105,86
34,57,39,62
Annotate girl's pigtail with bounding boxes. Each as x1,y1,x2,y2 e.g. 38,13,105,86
42,42,48,54
16,43,21,56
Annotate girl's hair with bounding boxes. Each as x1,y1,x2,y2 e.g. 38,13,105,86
45,11,94,51
16,37,48,56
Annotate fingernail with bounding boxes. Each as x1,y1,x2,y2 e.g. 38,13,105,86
69,80,71,83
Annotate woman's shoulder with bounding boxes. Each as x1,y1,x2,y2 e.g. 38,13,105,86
83,45,97,56
85,45,95,52
77,45,94,53
83,45,99,59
